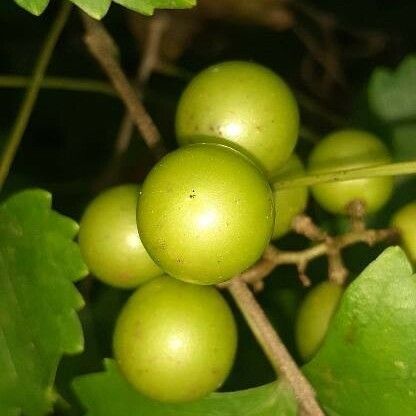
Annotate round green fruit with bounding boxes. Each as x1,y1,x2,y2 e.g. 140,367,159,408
271,154,308,239
175,61,299,175
113,275,237,403
295,280,344,361
137,143,274,285
308,129,393,215
78,184,163,289
392,202,416,263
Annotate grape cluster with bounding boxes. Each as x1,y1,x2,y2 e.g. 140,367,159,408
78,60,410,402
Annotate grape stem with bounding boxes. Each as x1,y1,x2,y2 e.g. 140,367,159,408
228,278,324,416
80,13,167,160
220,212,397,290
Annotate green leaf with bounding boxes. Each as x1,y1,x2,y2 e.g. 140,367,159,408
14,0,50,16
368,55,416,161
304,246,416,416
114,0,195,16
70,0,111,19
73,360,297,416
392,122,416,161
14,0,196,18
0,189,88,416
368,55,416,123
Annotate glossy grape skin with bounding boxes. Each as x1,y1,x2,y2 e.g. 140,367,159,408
137,143,274,285
271,154,308,239
176,61,299,175
295,281,344,361
392,202,416,263
78,185,163,289
308,129,394,215
113,275,237,403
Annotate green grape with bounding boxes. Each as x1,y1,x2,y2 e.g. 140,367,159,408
271,154,308,239
295,280,344,361
113,275,237,403
137,143,274,285
175,61,299,175
78,184,163,289
392,202,416,263
308,129,393,215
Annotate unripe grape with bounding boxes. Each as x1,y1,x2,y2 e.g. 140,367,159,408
295,281,344,361
392,202,416,263
176,61,299,175
271,154,308,239
137,143,274,285
308,129,393,215
78,184,163,289
113,275,237,403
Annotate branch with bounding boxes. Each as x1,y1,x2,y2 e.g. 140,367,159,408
228,278,324,416
0,2,72,191
114,13,169,160
0,75,115,96
81,13,167,160
295,91,346,127
219,218,397,289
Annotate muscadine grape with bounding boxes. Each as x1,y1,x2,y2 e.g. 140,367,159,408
113,275,237,403
271,154,308,239
78,184,163,289
392,202,416,263
295,280,344,361
308,129,393,215
137,143,274,285
175,61,299,175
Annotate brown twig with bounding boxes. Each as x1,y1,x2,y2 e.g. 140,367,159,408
114,13,169,160
292,214,327,241
347,200,367,232
228,278,324,416
220,220,397,289
81,13,167,160
94,13,169,190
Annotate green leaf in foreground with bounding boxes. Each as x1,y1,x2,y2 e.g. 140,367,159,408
70,0,111,20
14,0,196,19
304,246,416,416
0,190,88,416
114,0,195,16
14,0,50,16
73,360,297,416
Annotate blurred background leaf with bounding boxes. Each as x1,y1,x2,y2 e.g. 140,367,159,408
368,55,416,161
